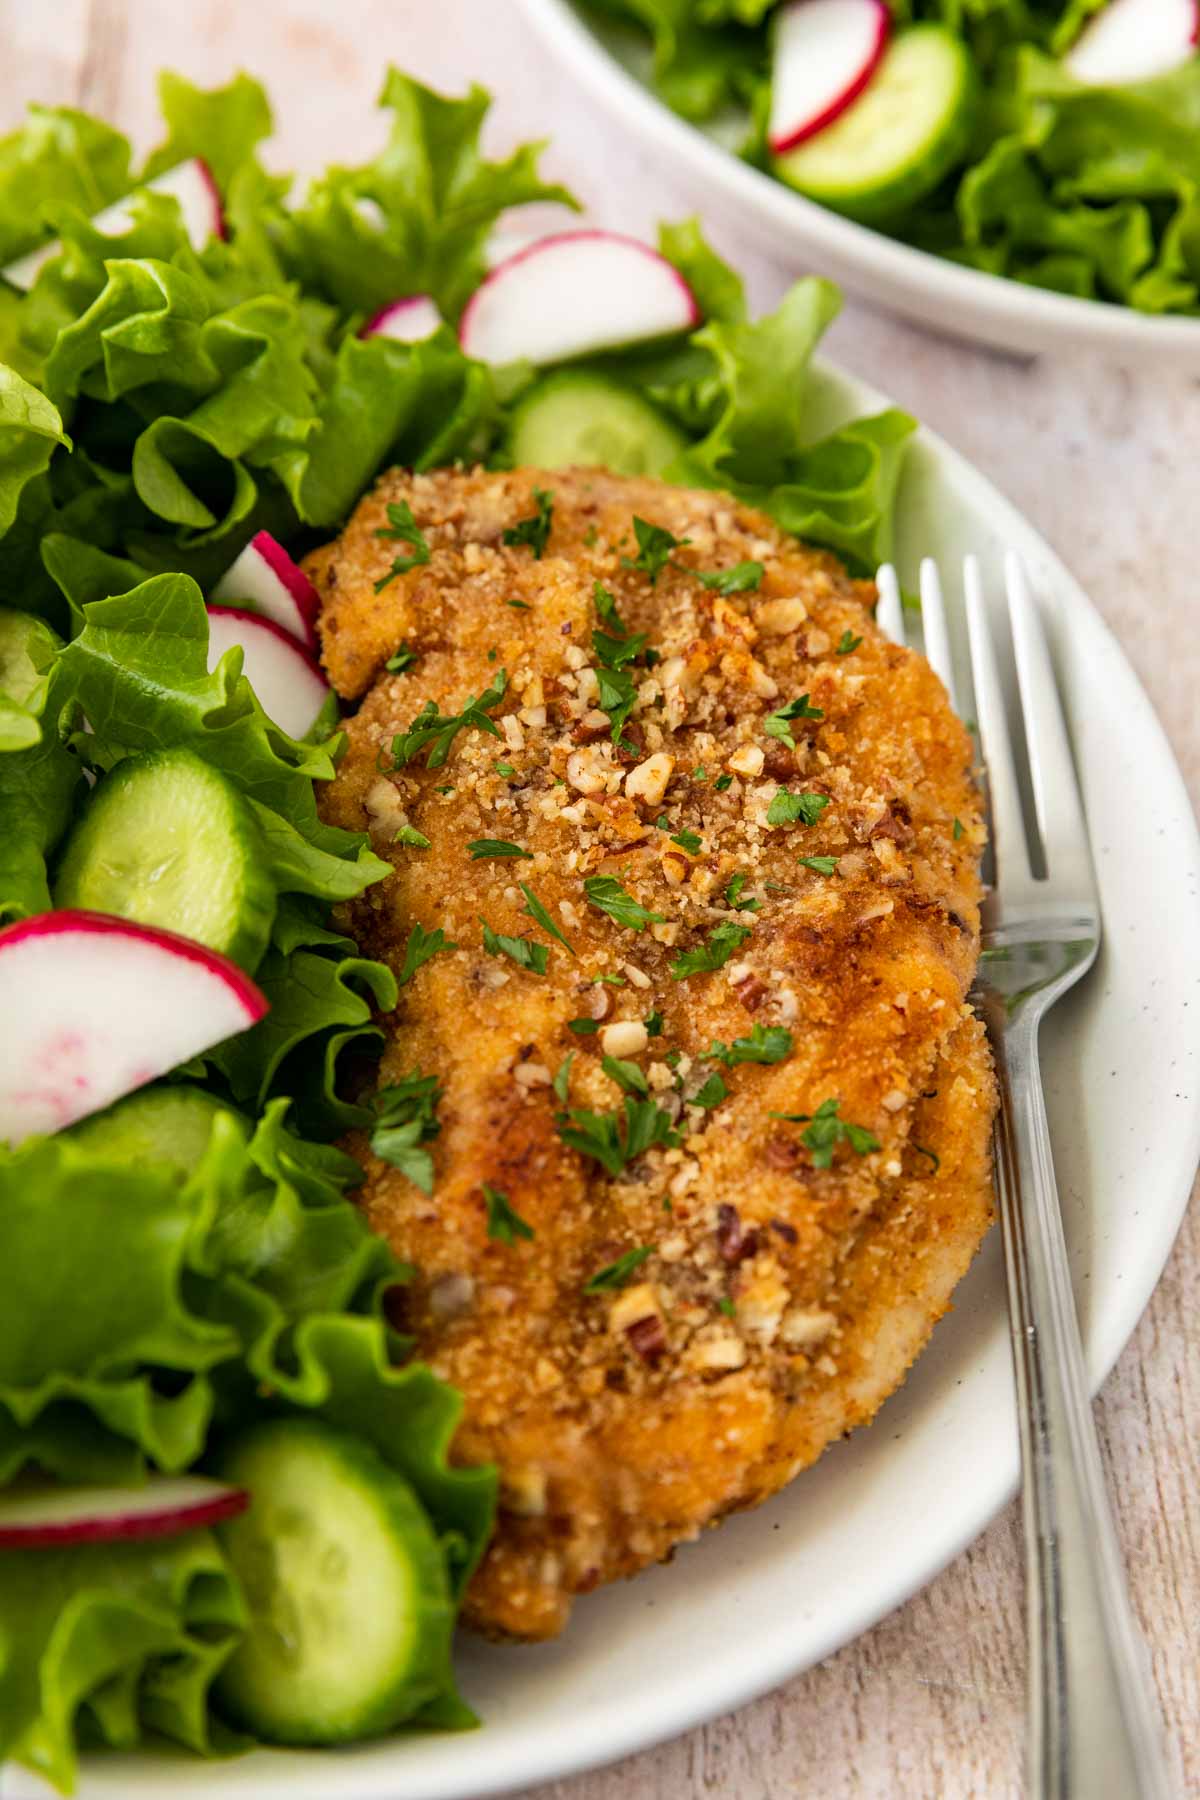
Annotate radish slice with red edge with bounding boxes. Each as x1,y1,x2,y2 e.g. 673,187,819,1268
361,295,443,341
2,158,223,292
207,605,330,741
211,530,320,652
768,0,892,153
1063,0,1197,83
0,1474,249,1548
459,231,700,367
0,910,267,1146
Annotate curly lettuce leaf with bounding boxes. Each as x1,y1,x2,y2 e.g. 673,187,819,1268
0,106,132,268
0,363,71,535
144,70,273,191
0,644,81,919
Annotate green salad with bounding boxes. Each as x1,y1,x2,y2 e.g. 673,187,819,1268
584,0,1200,314
0,65,913,1791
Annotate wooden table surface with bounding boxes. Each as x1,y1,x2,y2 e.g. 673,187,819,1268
4,3,1197,1795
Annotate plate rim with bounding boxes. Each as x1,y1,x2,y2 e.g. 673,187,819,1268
518,0,1200,360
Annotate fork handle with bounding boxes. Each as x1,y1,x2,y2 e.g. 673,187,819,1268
992,1014,1173,1800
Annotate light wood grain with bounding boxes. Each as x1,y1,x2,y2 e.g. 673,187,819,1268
1,3,1196,1794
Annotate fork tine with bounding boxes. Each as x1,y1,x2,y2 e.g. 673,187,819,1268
918,557,958,711
875,562,906,645
964,555,1034,893
1005,553,1095,895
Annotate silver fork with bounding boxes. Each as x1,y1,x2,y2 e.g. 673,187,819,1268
875,555,1172,1800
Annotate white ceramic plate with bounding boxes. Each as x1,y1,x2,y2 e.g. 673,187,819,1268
9,357,1199,1800
519,0,1200,366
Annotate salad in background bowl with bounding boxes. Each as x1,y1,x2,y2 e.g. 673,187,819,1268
520,0,1200,361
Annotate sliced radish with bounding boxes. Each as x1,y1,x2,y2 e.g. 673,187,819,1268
768,0,892,153
207,605,330,740
1064,0,1198,82
0,910,266,1146
2,158,223,293
361,294,443,342
459,231,700,367
0,1474,249,1549
212,530,320,653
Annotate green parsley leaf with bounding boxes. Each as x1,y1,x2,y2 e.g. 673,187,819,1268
717,1296,736,1318
583,1245,655,1293
502,486,554,558
764,692,824,748
670,920,752,980
495,761,516,777
558,1098,681,1176
591,583,649,747
386,641,419,674
671,829,702,854
394,825,431,849
505,600,531,611
714,773,733,791
553,1052,574,1104
481,919,549,975
798,855,838,875
467,838,533,860
392,670,507,769
770,1097,880,1169
519,881,575,954
703,1025,792,1068
725,872,760,912
621,516,689,584
835,629,862,655
568,1016,602,1036
644,1010,664,1037
692,1072,727,1108
370,1072,442,1194
484,1184,535,1244
594,662,638,747
374,500,432,592
592,973,626,986
693,561,764,595
584,875,665,932
593,581,626,632
953,817,964,840
398,922,457,984
693,766,706,781
602,1054,649,1097
767,789,830,828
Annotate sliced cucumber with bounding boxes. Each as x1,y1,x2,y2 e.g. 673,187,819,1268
0,606,60,707
212,1418,454,1745
772,27,975,224
506,369,688,477
67,1084,239,1174
54,747,275,971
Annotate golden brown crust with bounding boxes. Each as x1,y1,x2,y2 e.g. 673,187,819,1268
313,465,997,1641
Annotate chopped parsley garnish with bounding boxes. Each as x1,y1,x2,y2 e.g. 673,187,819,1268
670,920,752,980
558,1098,681,1176
495,761,516,777
770,1097,880,1169
602,1054,649,1096
703,1025,792,1067
644,1009,664,1037
714,773,734,791
502,486,554,558
764,692,824,747
591,582,647,746
481,920,549,975
398,922,457,984
370,1073,442,1194
467,838,532,860
766,789,830,828
717,1296,736,1318
798,855,838,875
553,1052,574,1103
665,1048,682,1070
692,1072,728,1108
953,817,964,840
583,1245,656,1293
386,641,419,674
592,972,627,986
484,1184,535,1244
693,766,706,781
373,500,432,592
593,580,628,633
725,872,760,912
391,670,507,769
671,829,702,854
584,875,665,932
505,599,531,611
569,1016,602,1035
693,560,764,594
621,516,689,584
394,825,430,849
519,882,575,954
836,629,862,655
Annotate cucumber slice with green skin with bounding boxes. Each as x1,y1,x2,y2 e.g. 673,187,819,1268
67,1084,239,1173
212,1418,455,1745
0,607,60,707
772,26,975,224
54,747,275,972
506,370,689,478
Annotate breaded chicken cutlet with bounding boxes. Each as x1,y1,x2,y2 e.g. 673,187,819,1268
310,466,997,1642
